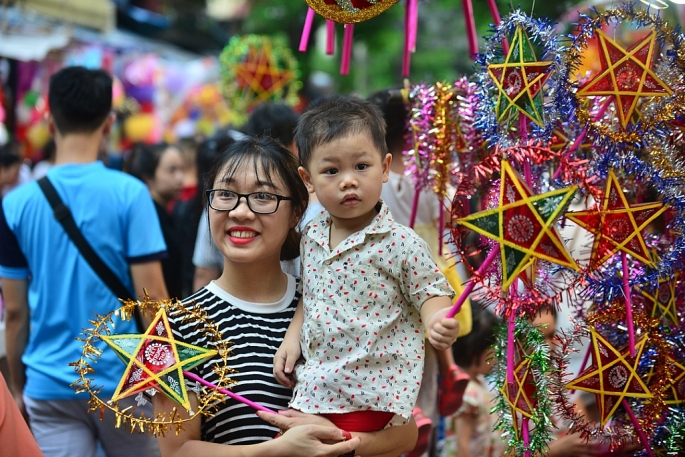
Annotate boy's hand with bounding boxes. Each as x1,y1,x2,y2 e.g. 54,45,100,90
274,339,301,388
426,307,460,351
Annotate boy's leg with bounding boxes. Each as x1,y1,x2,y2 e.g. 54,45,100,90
24,395,99,457
96,397,160,457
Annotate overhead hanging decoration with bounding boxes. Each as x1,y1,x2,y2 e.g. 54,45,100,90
299,0,416,75
219,35,300,122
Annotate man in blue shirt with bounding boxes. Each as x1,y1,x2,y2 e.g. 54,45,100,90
0,67,168,457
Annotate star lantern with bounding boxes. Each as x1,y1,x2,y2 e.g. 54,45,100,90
487,26,553,128
663,357,685,405
219,35,299,120
501,349,538,439
639,273,680,327
565,328,652,426
102,308,217,412
456,160,578,289
565,170,667,269
577,29,672,129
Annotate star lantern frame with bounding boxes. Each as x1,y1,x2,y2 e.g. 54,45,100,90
456,160,578,290
71,296,235,436
566,3,685,145
565,328,652,427
219,35,299,122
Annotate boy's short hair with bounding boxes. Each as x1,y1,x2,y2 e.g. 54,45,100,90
48,66,112,135
295,94,387,169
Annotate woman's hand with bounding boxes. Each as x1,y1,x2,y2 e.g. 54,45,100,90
274,425,360,457
273,338,301,388
258,409,334,432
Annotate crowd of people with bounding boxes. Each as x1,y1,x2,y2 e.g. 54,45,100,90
0,66,640,457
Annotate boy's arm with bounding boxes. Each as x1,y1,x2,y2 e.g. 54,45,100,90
420,296,460,351
273,298,304,388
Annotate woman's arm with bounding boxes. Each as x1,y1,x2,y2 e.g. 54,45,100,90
155,394,359,457
259,409,418,457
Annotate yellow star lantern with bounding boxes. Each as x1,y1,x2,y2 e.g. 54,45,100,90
565,328,652,427
456,161,578,289
488,26,553,127
102,308,217,411
577,29,672,128
565,170,667,269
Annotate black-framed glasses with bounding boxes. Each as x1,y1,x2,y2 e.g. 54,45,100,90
206,189,293,214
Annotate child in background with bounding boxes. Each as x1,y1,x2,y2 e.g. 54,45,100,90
126,142,186,299
273,95,460,433
440,305,503,457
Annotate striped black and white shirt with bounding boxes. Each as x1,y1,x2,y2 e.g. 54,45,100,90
170,276,298,444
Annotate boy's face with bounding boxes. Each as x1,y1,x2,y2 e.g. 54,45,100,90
299,132,391,230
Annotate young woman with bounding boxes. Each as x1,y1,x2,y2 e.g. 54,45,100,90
155,136,417,457
126,142,185,299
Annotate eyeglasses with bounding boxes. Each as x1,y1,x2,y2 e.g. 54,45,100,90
205,189,293,214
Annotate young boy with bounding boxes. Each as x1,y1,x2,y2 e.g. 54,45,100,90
273,95,461,432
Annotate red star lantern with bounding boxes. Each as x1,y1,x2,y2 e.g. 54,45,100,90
233,41,294,105
664,357,685,405
565,328,652,426
457,160,578,289
577,29,672,128
102,308,217,411
501,352,538,438
639,273,680,326
565,169,667,269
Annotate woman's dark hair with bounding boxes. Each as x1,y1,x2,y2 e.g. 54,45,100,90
452,304,500,369
125,142,171,182
205,136,309,261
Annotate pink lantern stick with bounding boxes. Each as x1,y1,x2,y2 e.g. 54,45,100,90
438,204,444,256
402,0,419,77
183,371,277,414
409,188,420,229
552,97,612,180
326,20,336,55
621,252,636,357
461,0,479,59
485,0,509,54
299,8,316,52
447,247,499,318
522,417,531,457
408,0,418,51
622,399,654,457
340,24,355,75
507,283,518,384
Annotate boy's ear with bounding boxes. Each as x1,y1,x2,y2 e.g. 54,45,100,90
298,166,316,194
381,153,392,183
102,113,116,136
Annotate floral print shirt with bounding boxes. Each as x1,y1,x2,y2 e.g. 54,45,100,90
290,202,455,421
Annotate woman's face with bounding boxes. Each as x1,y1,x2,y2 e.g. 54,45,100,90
148,147,185,205
209,158,298,268
0,162,20,187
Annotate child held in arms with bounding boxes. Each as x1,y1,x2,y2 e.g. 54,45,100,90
271,95,461,434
